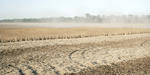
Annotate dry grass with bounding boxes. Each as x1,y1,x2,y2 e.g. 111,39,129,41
0,27,150,43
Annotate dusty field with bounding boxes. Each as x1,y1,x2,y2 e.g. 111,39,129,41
0,27,150,43
0,27,150,75
0,23,149,28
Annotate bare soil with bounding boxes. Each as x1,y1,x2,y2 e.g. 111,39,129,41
0,32,150,75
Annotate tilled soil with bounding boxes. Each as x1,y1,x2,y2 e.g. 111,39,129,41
0,33,150,75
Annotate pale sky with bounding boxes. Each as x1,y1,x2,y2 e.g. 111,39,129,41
0,0,150,19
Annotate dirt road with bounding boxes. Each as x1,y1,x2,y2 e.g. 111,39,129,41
0,33,150,75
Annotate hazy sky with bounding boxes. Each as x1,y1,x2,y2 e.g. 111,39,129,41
0,0,150,19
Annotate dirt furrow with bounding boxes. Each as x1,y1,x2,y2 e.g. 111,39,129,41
1,33,150,75
8,64,25,75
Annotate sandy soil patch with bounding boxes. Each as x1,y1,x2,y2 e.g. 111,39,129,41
0,33,150,75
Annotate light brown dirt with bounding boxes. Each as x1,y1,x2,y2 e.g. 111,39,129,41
0,32,150,75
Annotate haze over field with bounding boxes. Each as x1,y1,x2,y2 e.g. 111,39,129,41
0,0,150,28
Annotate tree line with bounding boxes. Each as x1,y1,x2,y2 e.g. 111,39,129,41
0,13,150,23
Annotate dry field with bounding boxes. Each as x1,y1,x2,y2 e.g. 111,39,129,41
0,27,150,43
0,27,150,75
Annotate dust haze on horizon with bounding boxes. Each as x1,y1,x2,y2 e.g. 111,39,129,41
0,0,150,19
